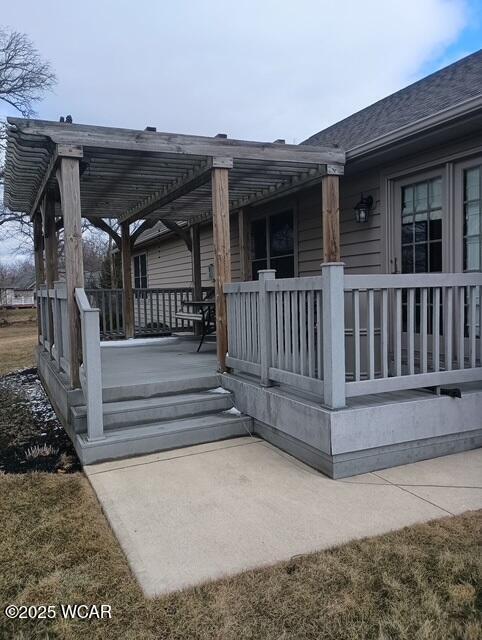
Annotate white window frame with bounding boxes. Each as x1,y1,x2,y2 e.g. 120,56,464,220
133,253,148,289
249,202,298,279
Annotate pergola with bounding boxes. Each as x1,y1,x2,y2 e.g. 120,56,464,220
4,118,345,385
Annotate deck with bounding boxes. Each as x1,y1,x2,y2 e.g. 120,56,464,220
101,338,218,392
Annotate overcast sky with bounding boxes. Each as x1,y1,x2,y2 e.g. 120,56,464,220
2,0,481,142
1,0,481,259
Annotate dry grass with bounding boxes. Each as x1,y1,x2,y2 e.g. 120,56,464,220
0,314,37,375
0,473,480,640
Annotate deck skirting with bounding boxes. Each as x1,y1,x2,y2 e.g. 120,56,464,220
221,373,482,478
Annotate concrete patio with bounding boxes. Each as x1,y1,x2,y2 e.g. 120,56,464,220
85,439,482,597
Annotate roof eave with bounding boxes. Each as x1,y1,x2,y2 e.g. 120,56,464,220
346,94,482,161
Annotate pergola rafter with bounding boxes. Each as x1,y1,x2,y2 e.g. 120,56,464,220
4,118,346,375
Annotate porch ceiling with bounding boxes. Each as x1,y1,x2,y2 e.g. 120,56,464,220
4,118,345,223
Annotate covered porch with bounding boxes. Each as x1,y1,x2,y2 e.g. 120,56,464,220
4,118,482,474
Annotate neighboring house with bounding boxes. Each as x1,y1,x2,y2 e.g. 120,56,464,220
0,285,35,308
131,50,482,287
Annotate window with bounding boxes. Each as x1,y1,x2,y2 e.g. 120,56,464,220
251,210,295,279
401,177,442,274
134,254,147,288
463,165,482,272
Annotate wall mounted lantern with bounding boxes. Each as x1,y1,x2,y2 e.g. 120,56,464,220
354,194,373,223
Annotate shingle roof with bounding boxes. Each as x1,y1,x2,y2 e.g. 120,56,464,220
303,49,482,151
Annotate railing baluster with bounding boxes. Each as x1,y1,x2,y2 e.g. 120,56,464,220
270,291,277,369
457,286,465,370
367,288,375,379
307,290,315,378
292,291,299,374
156,291,160,330
479,284,482,365
395,288,402,376
353,289,360,381
284,291,291,371
300,290,307,376
277,291,284,370
444,287,453,371
381,288,388,378
470,285,477,368
316,290,323,380
247,292,253,362
408,288,415,375
421,287,428,373
433,287,440,372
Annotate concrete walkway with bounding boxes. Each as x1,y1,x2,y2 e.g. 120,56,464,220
85,439,482,597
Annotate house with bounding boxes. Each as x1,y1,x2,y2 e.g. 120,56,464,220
0,287,35,309
3,50,481,477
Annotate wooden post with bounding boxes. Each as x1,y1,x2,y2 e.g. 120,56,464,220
33,212,45,344
322,174,341,263
321,262,346,408
191,224,202,336
57,157,84,388
238,208,250,281
121,222,135,338
211,160,232,372
42,193,58,357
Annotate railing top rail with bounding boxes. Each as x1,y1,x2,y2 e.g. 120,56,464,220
344,272,482,290
75,287,99,313
224,281,260,293
85,288,124,293
266,276,324,292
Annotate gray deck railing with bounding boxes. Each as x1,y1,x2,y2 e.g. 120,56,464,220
75,288,104,441
225,265,482,408
86,287,212,339
37,282,70,375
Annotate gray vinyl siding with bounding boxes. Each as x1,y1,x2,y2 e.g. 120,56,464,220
135,214,240,288
296,169,382,276
132,131,482,284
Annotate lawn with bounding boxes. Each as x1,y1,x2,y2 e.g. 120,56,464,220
0,308,37,375
0,473,480,640
0,313,481,639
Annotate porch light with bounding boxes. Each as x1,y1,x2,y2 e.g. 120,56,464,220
354,194,373,223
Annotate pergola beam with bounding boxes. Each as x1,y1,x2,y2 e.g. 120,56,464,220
9,118,345,165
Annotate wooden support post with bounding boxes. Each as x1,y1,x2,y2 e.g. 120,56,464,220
322,174,341,263
238,208,250,281
121,222,135,339
33,212,45,343
42,194,58,357
191,224,202,336
212,162,232,372
57,157,84,388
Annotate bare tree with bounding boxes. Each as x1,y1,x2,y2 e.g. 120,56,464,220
0,26,56,252
0,27,56,117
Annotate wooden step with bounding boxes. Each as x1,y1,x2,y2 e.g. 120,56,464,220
76,412,253,465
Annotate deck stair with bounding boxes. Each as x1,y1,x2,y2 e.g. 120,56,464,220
71,379,253,465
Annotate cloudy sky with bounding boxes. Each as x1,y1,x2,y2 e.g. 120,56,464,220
1,0,481,143
0,0,481,259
